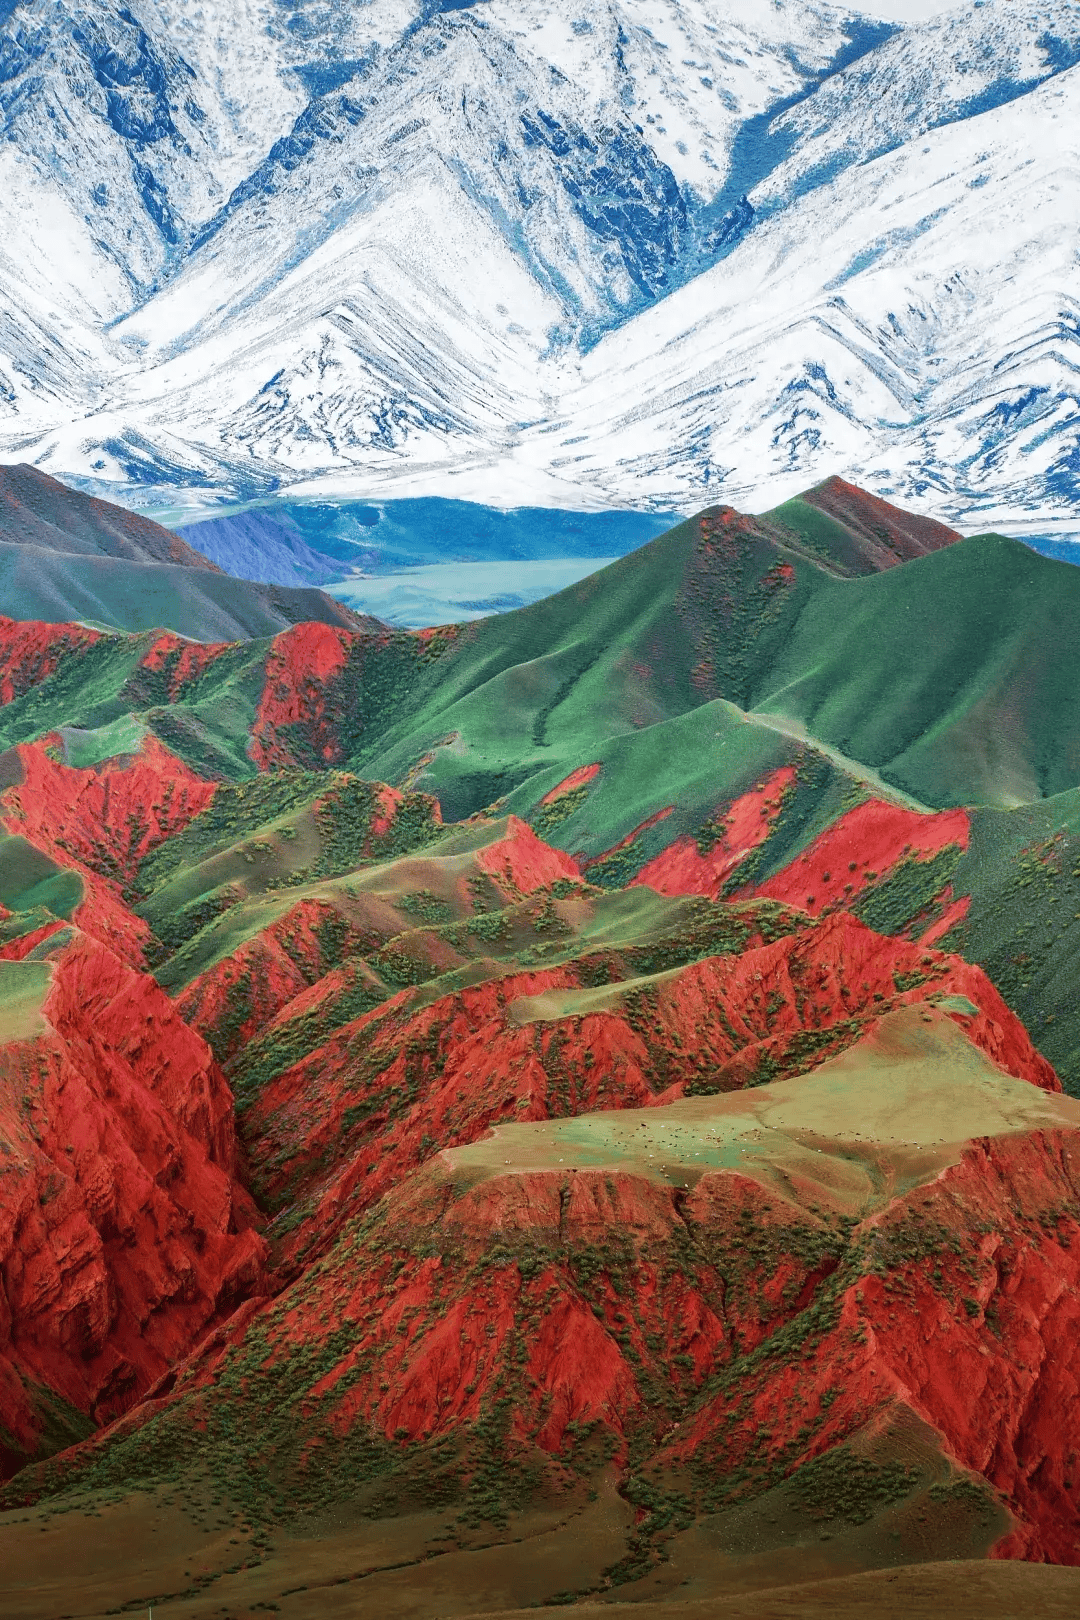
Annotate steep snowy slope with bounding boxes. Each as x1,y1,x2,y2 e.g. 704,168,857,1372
0,1,439,437
518,57,1080,527
0,0,286,435
757,0,1080,214
0,0,1077,533
0,0,870,495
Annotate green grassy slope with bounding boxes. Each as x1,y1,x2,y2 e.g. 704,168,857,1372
327,523,1080,829
6,495,1080,829
0,836,83,919
0,545,378,641
7,504,1080,872
936,788,1080,1091
352,513,824,821
748,534,1080,808
343,528,1080,853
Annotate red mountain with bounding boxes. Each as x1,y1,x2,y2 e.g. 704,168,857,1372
0,473,1079,1618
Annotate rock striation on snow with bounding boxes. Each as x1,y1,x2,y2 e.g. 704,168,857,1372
0,1,1077,535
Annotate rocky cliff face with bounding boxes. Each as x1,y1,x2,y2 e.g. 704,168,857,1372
0,926,265,1470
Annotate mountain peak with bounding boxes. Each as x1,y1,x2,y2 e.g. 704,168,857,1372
760,476,964,576
0,463,222,571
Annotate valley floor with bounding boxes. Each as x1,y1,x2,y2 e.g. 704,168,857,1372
4,1484,1080,1620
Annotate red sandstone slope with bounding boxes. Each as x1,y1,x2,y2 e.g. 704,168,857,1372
250,621,358,770
0,619,102,705
658,1124,1080,1565
0,927,265,1470
0,738,217,968
225,904,1055,1284
1,737,216,887
27,1008,1077,1574
171,814,573,1066
791,475,963,570
632,771,973,949
0,732,1076,1588
0,577,1077,1592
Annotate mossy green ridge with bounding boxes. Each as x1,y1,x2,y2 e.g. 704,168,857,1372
8,486,1080,1084
936,790,1080,1096
749,533,1080,809
136,771,444,983
7,501,1079,834
0,836,83,920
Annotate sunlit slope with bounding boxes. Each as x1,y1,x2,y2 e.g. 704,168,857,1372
10,999,1078,1576
4,606,1080,1599
358,522,1080,821
448,1006,1076,1214
3,500,1079,833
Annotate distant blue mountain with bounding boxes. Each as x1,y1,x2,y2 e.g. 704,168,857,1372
176,498,681,591
1016,535,1080,569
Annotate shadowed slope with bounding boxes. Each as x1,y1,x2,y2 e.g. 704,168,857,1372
0,469,384,640
0,465,220,571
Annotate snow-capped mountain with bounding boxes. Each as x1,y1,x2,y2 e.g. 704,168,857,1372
519,52,1080,528
1,0,1078,535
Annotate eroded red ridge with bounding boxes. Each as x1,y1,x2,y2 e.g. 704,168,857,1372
749,797,971,920
633,766,798,899
0,617,101,705
540,763,601,806
0,739,216,967
475,815,581,894
230,910,1055,1284
249,623,355,770
0,931,265,1464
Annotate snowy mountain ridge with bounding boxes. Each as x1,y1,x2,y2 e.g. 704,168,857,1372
0,0,1078,535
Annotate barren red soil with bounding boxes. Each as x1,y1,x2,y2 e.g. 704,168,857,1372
0,471,1079,1612
0,929,264,1468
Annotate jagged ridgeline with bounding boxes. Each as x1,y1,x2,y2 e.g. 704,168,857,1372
2,2,1078,523
5,478,1080,1085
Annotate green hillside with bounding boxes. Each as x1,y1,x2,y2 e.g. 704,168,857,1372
349,526,1080,830
0,543,379,641
6,509,1080,836
940,788,1080,1090
11,495,1057,1094
749,534,1080,808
